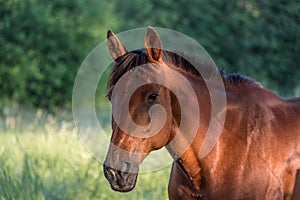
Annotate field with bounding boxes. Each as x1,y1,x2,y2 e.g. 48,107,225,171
0,106,170,200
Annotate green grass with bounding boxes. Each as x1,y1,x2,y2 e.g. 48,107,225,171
0,106,171,200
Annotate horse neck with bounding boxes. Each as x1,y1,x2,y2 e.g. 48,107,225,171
175,82,258,193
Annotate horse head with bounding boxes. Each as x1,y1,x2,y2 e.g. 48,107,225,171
103,27,179,192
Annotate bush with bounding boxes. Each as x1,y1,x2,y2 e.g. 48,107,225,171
1,0,299,111
0,0,117,110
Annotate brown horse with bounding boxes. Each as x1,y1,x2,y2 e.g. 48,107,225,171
103,27,300,200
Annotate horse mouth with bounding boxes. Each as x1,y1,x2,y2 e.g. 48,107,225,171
103,164,138,192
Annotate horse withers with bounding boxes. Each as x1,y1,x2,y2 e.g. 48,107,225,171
103,27,300,200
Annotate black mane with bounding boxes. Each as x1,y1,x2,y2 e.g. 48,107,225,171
107,50,261,93
224,73,262,87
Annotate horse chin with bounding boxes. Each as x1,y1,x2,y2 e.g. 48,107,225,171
104,164,138,192
110,178,137,192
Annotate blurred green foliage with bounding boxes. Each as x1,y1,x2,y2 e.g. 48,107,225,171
0,0,116,110
1,0,299,110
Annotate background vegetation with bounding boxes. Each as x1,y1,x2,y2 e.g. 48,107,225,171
1,0,300,110
0,0,299,199
0,105,169,199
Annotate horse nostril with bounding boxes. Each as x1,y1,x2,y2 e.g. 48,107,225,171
104,164,117,181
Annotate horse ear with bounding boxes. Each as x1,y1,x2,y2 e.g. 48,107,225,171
107,29,128,61
144,26,162,62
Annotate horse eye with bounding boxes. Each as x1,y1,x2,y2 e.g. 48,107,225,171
147,93,158,102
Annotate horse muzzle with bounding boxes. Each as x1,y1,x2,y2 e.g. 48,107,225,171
103,164,138,192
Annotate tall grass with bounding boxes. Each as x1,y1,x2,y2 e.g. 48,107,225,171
0,105,170,200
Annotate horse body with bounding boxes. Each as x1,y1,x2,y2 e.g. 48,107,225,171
169,78,300,199
104,27,300,200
